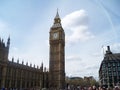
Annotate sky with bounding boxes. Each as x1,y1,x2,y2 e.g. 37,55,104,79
0,0,120,79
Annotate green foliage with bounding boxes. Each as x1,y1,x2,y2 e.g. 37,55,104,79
66,76,99,87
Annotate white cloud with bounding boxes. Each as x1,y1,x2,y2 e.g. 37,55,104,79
91,53,101,57
111,43,120,53
0,20,8,32
66,54,96,77
65,58,99,77
62,9,94,45
9,24,50,68
66,55,82,61
0,21,6,29
0,20,11,39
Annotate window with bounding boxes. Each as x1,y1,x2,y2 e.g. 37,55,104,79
118,72,120,76
102,63,105,68
108,72,112,76
102,66,105,71
113,72,117,76
108,68,111,71
113,67,116,71
118,63,120,66
118,67,120,71
113,63,116,66
108,63,111,67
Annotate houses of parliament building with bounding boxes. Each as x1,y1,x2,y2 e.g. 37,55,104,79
0,11,65,90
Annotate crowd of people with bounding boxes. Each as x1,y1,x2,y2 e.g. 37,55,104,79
65,85,120,90
1,86,120,90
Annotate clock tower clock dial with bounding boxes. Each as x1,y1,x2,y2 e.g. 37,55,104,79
49,11,65,89
53,32,59,39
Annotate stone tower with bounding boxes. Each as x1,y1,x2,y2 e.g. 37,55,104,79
49,11,65,89
0,36,10,88
0,36,10,61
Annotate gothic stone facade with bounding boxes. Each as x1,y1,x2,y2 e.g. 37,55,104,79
0,38,49,89
99,46,120,88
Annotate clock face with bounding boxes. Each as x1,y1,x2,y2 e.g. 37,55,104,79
53,32,58,39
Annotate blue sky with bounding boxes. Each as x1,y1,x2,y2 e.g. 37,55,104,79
0,0,120,79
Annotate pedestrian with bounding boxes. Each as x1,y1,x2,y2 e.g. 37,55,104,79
88,86,92,90
93,86,96,90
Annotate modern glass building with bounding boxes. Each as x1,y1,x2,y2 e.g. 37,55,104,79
99,46,120,88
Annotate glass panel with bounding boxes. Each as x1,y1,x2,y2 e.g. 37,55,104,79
108,63,111,67
118,63,120,66
113,63,116,66
113,72,117,76
108,68,111,71
113,67,116,71
118,67,120,71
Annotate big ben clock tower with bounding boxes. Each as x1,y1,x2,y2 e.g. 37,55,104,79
49,11,65,89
